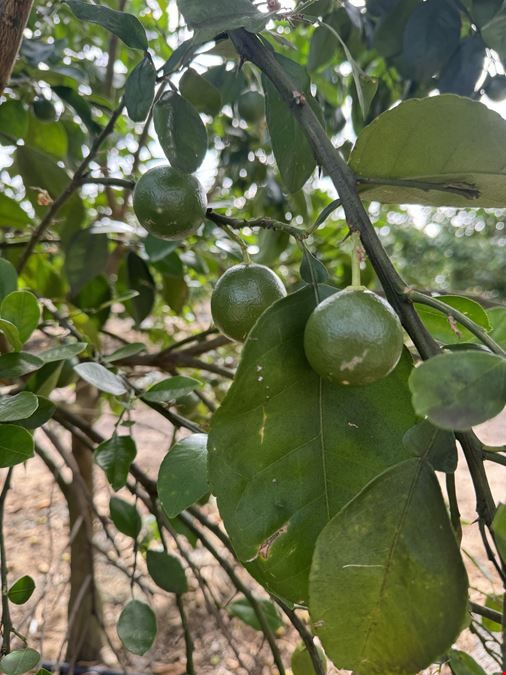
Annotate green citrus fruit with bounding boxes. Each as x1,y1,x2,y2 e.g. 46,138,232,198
485,75,506,102
237,91,265,124
133,166,207,241
211,263,286,342
304,288,404,386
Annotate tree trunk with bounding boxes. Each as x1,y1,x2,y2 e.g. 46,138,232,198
65,383,102,663
0,0,34,95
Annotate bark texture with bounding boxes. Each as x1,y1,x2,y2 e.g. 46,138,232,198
0,0,34,94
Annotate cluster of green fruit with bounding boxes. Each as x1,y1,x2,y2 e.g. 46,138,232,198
133,166,403,387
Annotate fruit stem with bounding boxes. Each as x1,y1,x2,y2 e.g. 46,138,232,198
221,224,251,264
350,232,362,288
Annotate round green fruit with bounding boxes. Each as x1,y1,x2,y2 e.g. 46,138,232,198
133,166,207,241
303,288,404,386
485,75,506,102
211,263,286,342
237,91,265,124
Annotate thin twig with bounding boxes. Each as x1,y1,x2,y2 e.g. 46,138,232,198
0,468,13,654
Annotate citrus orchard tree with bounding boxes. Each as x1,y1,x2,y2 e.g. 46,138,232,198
0,0,505,673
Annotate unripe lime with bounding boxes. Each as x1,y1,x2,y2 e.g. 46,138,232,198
237,91,265,124
133,166,207,241
485,75,506,102
304,288,404,386
211,263,286,342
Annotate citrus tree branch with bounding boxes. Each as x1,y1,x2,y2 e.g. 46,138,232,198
17,102,125,273
0,468,13,654
228,29,498,531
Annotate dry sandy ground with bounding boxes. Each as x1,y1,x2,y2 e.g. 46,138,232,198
2,400,505,674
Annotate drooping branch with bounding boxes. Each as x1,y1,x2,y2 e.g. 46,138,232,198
17,102,125,273
0,468,13,654
228,28,497,531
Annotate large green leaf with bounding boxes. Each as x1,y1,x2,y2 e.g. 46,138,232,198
179,68,222,116
8,575,36,605
0,194,31,229
228,597,283,633
403,420,457,473
117,600,156,655
146,550,187,594
487,306,506,350
124,252,155,326
309,459,468,674
154,91,207,173
95,434,137,491
64,229,109,296
0,101,29,142
415,295,491,345
110,496,142,538
402,0,461,82
492,503,506,564
65,0,148,50
208,286,417,604
0,649,40,675
0,259,17,301
176,0,267,43
0,393,39,423
0,352,43,379
16,146,85,236
447,649,487,675
1,291,40,344
158,433,208,518
0,425,34,467
349,94,506,207
482,7,506,59
142,376,201,404
409,351,506,430
262,55,318,193
74,362,127,396
26,115,68,159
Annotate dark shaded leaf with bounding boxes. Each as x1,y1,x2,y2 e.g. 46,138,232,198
95,434,137,491
228,597,283,633
1,291,40,344
64,229,109,296
180,68,222,116
146,550,187,593
403,419,457,472
0,352,43,379
110,496,142,538
438,35,486,96
154,91,207,173
125,252,155,326
402,0,461,81
65,0,148,50
0,425,34,467
125,57,156,122
262,55,318,193
176,0,267,43
158,433,208,517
